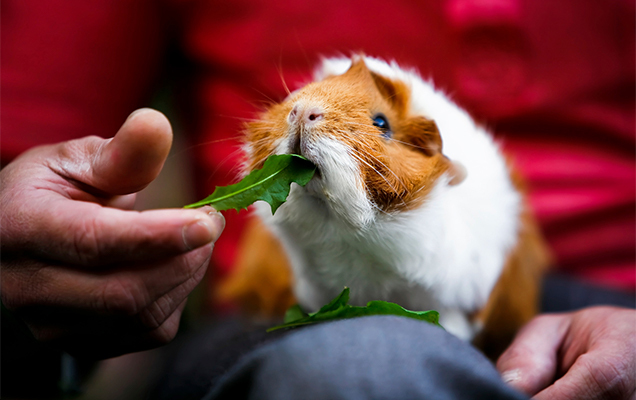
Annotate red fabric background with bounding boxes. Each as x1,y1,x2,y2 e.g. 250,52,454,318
3,0,634,291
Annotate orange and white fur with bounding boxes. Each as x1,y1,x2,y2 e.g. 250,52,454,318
222,56,548,356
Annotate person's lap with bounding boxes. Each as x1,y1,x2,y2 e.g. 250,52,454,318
151,274,635,400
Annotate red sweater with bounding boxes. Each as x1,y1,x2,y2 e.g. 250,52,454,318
3,0,634,291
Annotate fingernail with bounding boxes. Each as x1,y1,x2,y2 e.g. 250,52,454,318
197,206,226,231
501,369,522,384
182,219,215,251
209,210,226,232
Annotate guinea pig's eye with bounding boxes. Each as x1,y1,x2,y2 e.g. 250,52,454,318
372,113,392,138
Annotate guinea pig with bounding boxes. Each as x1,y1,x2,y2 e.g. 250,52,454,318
223,55,549,357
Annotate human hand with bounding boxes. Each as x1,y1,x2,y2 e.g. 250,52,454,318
1,109,225,359
497,306,636,400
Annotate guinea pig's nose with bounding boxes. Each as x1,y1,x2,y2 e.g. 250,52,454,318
288,104,324,126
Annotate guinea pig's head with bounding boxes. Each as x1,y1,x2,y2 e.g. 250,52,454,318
244,57,465,227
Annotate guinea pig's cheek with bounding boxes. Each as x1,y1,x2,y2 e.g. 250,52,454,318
317,140,363,190
273,137,290,156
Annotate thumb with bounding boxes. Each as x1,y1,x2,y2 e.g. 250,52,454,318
496,314,570,396
90,108,173,195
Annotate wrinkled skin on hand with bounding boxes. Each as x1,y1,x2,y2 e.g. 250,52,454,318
498,306,636,400
1,109,225,359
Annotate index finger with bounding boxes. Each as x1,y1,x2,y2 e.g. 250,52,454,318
17,196,224,266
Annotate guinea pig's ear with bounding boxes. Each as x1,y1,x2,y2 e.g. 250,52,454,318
401,116,467,185
370,71,409,111
400,116,443,157
447,159,467,186
345,56,371,78
346,57,409,111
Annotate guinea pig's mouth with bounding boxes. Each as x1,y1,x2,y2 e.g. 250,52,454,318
290,149,322,180
289,137,322,179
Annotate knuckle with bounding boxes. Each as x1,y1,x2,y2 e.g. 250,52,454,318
139,259,206,331
579,354,631,399
183,244,213,274
1,263,45,310
139,296,172,330
100,276,148,316
164,247,210,288
581,356,609,396
71,216,103,265
56,136,102,166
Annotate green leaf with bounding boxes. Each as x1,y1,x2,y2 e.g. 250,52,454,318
283,304,309,324
267,287,443,332
315,286,350,313
184,154,316,214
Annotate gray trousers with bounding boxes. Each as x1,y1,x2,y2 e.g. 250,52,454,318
204,316,527,400
152,274,635,400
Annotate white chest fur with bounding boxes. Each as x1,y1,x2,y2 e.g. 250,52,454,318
251,57,521,340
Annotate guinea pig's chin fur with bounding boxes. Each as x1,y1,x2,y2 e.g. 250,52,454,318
295,140,378,228
286,183,377,230
276,168,372,229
